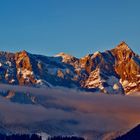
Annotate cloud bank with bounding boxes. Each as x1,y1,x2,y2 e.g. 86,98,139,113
0,84,140,140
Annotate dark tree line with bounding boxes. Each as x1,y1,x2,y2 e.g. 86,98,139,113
48,136,85,140
0,133,85,140
0,134,41,140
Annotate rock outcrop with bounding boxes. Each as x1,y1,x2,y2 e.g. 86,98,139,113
0,41,139,94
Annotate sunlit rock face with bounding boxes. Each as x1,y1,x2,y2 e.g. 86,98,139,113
15,50,36,86
78,48,124,94
111,42,140,94
0,41,139,94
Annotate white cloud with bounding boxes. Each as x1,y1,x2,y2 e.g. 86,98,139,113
0,84,139,140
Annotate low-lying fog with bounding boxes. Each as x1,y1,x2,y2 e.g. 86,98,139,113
0,84,140,140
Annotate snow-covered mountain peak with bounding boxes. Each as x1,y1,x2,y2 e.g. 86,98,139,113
0,42,139,95
93,51,101,57
114,41,132,51
55,52,78,63
55,52,73,59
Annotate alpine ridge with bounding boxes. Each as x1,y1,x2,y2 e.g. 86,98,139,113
0,41,139,95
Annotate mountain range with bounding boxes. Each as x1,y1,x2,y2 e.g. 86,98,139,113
0,41,140,95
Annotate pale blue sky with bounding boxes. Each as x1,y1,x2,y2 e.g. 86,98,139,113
0,0,139,57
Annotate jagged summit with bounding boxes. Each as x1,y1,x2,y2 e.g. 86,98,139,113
16,50,29,55
114,41,133,51
0,42,139,94
93,51,102,57
111,41,135,62
117,41,128,46
55,52,78,63
55,52,73,58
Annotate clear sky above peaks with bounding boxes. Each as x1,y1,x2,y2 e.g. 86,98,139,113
0,0,139,57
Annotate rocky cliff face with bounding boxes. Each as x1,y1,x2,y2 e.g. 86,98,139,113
15,50,37,86
0,42,139,94
111,42,140,94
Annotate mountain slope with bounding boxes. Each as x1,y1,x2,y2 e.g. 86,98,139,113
111,42,140,94
77,42,140,94
115,124,140,140
0,41,139,94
